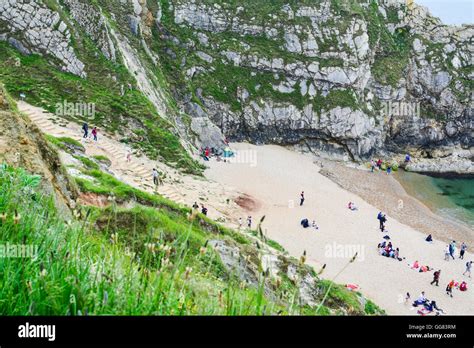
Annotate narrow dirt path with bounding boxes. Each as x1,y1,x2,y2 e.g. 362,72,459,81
18,101,247,224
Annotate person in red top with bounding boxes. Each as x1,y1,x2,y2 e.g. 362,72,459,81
459,281,467,291
92,127,98,141
376,159,382,169
430,270,441,286
205,147,210,158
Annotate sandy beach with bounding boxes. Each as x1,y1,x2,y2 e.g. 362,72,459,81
206,143,474,315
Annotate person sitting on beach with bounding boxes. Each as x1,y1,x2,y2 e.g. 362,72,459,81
419,300,444,315
300,218,309,228
201,205,208,216
347,202,358,211
393,248,403,261
201,148,209,161
425,234,433,242
419,265,432,273
411,260,420,269
459,281,467,292
412,292,427,306
405,154,411,163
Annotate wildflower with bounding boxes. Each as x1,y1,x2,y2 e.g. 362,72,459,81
0,212,6,223
13,210,21,225
199,246,207,255
145,243,156,254
184,267,192,280
318,263,327,276
73,209,81,219
161,258,172,269
163,245,172,257
110,233,118,244
299,250,307,265
218,290,224,307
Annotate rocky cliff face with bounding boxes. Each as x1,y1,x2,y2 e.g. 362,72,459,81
156,0,473,163
0,0,472,171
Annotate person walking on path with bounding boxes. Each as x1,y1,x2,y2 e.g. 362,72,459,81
300,191,305,206
91,127,98,141
430,270,441,286
370,160,375,173
82,122,89,138
152,168,160,187
463,261,472,278
459,242,467,260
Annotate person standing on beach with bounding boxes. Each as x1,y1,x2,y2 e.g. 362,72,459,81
300,191,305,206
463,261,472,278
247,216,252,229
82,122,89,138
379,214,387,232
126,151,132,163
370,160,375,173
459,242,467,259
444,245,451,261
446,280,455,298
386,165,392,175
449,241,456,260
238,217,243,229
430,270,441,286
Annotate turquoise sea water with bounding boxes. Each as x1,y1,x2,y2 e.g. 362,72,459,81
396,170,474,229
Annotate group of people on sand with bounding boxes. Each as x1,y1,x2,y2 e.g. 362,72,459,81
410,291,445,315
298,191,320,230
236,216,252,229
377,240,403,261
81,122,98,141
200,142,233,162
441,241,472,278
369,154,410,174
